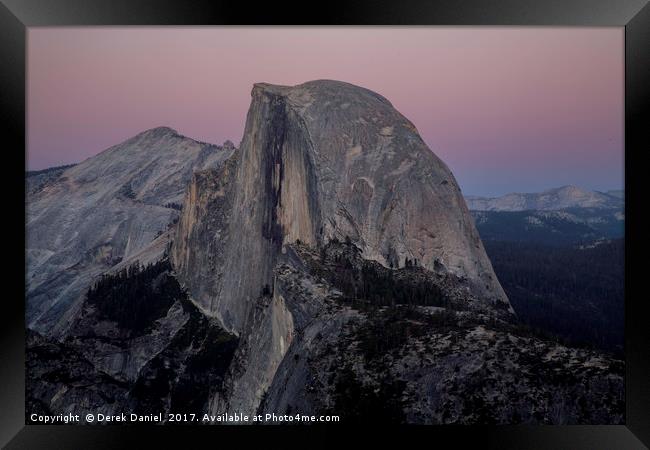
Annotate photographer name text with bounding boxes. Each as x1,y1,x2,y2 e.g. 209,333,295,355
30,412,340,424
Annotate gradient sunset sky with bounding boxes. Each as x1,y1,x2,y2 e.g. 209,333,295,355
27,27,623,196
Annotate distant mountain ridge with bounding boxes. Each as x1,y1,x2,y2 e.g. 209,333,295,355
465,185,623,212
466,186,624,245
606,189,624,199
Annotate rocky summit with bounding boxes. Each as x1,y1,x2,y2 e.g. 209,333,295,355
26,127,235,336
172,80,512,335
26,81,623,424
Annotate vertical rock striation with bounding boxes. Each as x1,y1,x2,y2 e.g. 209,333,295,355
170,80,513,414
172,80,511,337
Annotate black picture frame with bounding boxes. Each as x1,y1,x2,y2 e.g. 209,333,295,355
1,0,648,448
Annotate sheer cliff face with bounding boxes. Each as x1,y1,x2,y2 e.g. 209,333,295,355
27,82,624,424
172,80,511,335
26,127,235,336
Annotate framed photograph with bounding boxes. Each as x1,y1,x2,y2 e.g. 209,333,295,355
1,0,648,448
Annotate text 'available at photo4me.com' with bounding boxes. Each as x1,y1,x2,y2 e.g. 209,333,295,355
29,412,341,424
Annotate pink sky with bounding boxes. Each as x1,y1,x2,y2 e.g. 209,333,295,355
27,27,623,196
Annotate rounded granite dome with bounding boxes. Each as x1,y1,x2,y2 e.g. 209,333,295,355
173,79,513,335
252,79,394,108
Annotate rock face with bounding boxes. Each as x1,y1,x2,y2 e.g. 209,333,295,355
172,80,511,337
26,242,624,424
27,164,76,195
256,242,623,424
26,81,624,425
465,185,623,212
26,127,235,336
26,259,239,421
170,80,514,416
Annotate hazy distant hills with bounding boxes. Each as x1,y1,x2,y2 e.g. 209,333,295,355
605,189,624,199
466,186,624,245
465,185,623,212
